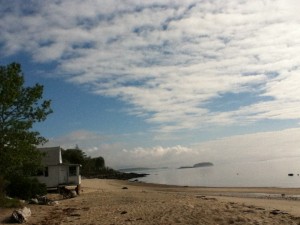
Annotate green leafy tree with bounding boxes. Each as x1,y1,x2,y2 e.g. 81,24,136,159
94,156,105,169
62,148,86,165
82,156,105,176
62,147,105,176
0,62,52,177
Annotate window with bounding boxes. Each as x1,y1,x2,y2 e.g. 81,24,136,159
36,169,44,176
44,167,49,177
69,166,77,176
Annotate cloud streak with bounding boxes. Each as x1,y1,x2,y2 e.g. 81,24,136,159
1,0,300,133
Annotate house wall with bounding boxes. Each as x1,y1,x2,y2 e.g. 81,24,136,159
68,166,81,185
36,165,81,188
58,165,68,185
35,166,59,188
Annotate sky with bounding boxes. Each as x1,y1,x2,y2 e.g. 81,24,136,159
1,0,300,169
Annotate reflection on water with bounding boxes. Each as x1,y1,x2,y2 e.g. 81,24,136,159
136,159,300,188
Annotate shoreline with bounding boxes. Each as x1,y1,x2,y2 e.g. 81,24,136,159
78,179,300,217
1,179,300,224
128,179,300,194
133,175,300,189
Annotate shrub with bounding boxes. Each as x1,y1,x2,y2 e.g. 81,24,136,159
0,196,22,208
0,176,6,196
0,176,22,208
6,175,47,200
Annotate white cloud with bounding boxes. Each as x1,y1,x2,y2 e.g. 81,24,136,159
1,0,300,133
41,127,300,168
192,127,300,164
121,128,300,168
118,145,198,168
123,145,195,157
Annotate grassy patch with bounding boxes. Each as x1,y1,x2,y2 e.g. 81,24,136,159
0,195,22,208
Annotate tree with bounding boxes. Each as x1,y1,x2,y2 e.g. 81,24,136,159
62,148,86,165
0,62,52,177
62,148,105,175
94,156,105,169
82,156,105,176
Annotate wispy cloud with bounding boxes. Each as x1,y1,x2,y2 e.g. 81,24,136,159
43,130,108,150
1,0,300,134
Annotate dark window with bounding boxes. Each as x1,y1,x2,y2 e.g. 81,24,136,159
44,167,49,177
36,169,44,176
69,166,77,176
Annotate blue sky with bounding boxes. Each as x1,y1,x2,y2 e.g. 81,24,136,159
1,0,300,168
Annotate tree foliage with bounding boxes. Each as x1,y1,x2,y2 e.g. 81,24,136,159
0,62,52,177
61,146,105,176
83,156,105,176
61,147,143,179
62,148,86,165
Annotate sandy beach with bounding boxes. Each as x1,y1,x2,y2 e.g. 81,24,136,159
2,179,300,224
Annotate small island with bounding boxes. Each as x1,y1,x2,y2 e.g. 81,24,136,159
178,162,214,169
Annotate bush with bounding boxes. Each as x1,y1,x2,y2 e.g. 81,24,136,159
0,176,6,196
0,196,22,208
6,175,47,200
0,176,22,208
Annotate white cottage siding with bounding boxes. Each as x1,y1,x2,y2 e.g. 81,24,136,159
36,166,59,188
48,166,60,187
36,147,81,189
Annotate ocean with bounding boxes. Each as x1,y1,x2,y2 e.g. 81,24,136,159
130,158,300,188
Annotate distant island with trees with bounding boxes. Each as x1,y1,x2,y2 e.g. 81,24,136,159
178,162,214,169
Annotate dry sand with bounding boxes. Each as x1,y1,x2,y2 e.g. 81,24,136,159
2,179,300,224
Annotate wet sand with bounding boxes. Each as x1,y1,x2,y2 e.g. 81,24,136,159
2,179,300,224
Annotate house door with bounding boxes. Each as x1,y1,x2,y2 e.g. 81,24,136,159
59,166,68,184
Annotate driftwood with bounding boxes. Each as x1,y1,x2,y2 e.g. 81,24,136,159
11,207,31,223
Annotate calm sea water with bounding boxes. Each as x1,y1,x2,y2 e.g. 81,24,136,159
132,158,300,188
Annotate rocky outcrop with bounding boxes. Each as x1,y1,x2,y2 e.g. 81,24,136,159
85,171,148,180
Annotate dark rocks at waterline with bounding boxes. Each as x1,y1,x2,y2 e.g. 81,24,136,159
287,173,300,177
86,172,149,180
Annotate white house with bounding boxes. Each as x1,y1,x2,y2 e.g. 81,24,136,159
35,147,81,194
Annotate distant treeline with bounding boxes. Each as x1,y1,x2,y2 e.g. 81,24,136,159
61,148,105,177
62,148,148,179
